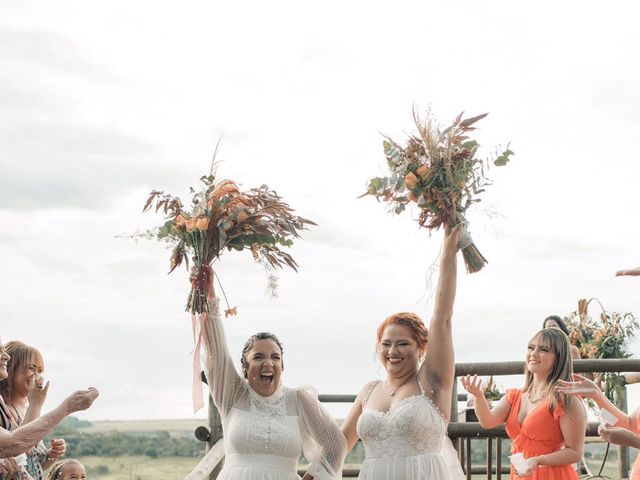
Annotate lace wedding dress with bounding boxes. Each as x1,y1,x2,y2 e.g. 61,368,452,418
356,381,465,479
199,298,346,480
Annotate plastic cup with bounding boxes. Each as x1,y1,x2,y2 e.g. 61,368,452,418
509,453,530,475
599,409,618,426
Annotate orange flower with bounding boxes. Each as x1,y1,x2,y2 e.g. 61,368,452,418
174,214,187,227
237,211,249,223
209,180,239,201
404,172,419,190
185,218,198,231
416,165,430,179
196,217,210,231
224,307,238,318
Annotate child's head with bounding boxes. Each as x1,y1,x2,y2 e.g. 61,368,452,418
47,459,86,480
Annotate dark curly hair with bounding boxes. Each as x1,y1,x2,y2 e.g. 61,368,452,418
240,332,284,378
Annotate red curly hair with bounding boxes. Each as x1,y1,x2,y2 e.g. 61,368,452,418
376,312,429,356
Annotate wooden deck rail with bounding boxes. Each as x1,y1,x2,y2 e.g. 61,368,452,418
195,358,640,479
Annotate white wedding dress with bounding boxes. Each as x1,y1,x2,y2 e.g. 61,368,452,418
356,381,465,479
200,298,346,480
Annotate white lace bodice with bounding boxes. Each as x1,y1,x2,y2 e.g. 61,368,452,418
224,387,302,460
357,392,446,458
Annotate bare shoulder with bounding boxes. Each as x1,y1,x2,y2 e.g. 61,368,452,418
564,396,587,417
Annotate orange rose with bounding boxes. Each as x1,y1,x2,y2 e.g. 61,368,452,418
404,172,419,190
416,165,429,179
196,217,210,231
209,180,239,201
174,214,187,227
185,218,198,231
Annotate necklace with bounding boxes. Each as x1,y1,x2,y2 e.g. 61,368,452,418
387,373,418,397
6,401,23,425
527,385,547,403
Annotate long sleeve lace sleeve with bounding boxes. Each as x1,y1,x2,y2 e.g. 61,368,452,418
201,297,246,417
296,389,346,480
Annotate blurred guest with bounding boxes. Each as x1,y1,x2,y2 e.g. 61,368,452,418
0,342,67,479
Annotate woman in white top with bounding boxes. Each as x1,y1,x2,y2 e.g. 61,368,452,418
340,228,465,479
199,266,346,480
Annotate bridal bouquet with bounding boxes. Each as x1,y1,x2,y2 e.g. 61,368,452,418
143,168,315,315
362,109,513,273
142,161,314,411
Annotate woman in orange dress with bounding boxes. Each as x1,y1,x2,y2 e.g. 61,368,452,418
557,373,640,479
462,328,586,478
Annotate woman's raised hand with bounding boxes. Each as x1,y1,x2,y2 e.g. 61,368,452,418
27,376,49,408
555,374,600,399
461,374,484,398
443,226,461,257
62,387,99,414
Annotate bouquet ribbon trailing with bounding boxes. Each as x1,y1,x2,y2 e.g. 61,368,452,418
190,266,211,413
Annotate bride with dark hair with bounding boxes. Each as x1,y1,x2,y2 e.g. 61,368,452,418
192,266,346,480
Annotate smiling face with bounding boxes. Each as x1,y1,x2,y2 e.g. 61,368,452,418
61,461,86,480
378,324,421,376
526,333,556,378
245,339,283,397
12,353,44,398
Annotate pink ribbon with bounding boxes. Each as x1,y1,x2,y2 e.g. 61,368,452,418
191,312,205,413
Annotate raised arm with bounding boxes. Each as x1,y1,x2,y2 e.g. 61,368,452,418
0,388,97,458
616,266,640,277
297,389,347,480
461,375,511,429
419,228,459,419
200,266,245,417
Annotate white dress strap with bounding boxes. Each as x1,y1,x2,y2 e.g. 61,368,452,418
362,380,381,406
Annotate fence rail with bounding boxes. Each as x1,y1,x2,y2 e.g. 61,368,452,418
195,358,640,479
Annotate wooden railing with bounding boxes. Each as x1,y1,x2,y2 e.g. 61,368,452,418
195,358,640,480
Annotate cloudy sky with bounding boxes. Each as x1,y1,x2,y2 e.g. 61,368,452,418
2,0,640,421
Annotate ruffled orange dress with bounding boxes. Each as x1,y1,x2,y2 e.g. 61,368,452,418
505,389,578,479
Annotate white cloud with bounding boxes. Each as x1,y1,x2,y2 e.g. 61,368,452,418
1,0,639,421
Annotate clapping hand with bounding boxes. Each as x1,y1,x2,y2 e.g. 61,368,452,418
27,375,49,408
461,374,484,398
48,438,67,461
598,425,640,448
63,387,99,414
555,374,600,400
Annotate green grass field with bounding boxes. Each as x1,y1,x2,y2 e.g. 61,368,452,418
80,419,206,436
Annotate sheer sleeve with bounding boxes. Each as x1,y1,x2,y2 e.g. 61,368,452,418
296,388,346,480
201,297,246,417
